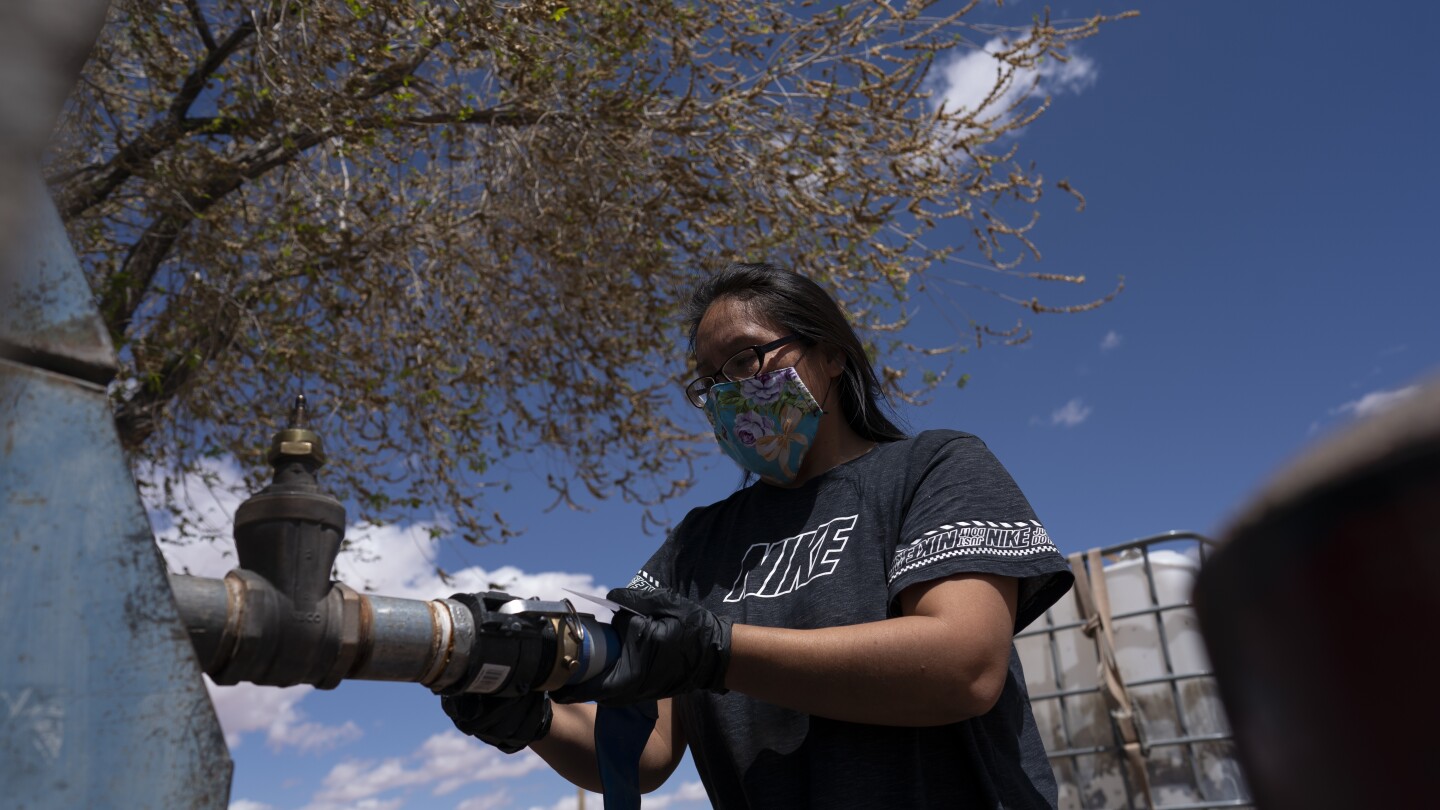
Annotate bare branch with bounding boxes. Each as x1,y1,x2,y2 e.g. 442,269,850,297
56,15,258,219
98,125,330,337
181,0,218,53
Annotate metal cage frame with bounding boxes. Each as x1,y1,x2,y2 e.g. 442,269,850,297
1016,531,1253,810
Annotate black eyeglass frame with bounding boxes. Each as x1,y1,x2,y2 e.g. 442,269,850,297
685,334,803,408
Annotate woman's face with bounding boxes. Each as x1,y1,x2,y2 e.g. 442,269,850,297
693,296,840,403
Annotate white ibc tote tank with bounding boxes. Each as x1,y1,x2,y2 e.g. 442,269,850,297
1014,533,1251,810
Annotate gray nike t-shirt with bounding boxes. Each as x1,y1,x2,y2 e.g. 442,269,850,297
625,430,1073,809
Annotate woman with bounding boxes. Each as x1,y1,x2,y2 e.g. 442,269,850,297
445,263,1073,808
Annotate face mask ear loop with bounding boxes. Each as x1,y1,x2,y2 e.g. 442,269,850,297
817,351,843,417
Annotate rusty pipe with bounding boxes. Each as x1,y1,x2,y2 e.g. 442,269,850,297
169,572,615,693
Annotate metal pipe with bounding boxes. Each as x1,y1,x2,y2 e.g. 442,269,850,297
168,572,466,690
169,572,614,694
167,570,232,671
359,594,461,684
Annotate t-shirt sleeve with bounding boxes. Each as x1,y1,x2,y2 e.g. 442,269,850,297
622,517,687,594
886,432,1073,632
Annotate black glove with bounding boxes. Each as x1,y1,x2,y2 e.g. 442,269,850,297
551,588,732,706
440,690,552,754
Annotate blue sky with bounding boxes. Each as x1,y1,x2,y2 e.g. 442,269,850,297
157,3,1440,808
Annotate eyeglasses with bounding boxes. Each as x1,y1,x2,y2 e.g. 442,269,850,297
685,334,801,408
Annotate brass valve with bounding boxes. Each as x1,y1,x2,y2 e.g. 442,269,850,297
267,394,326,465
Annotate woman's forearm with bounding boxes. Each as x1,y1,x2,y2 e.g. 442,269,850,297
529,699,686,794
723,574,1017,726
530,703,603,792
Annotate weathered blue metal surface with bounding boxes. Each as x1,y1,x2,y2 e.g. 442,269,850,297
0,184,117,383
0,359,233,808
0,189,231,807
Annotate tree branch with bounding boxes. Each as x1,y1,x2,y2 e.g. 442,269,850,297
169,15,255,119
401,109,546,127
95,46,462,341
97,126,330,342
176,105,542,139
57,15,257,219
113,246,365,451
114,292,248,452
182,0,218,52
60,14,452,221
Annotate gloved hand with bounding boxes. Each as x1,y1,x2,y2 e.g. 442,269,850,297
440,690,552,754
551,588,732,706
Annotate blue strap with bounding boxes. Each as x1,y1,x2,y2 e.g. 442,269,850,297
594,701,659,810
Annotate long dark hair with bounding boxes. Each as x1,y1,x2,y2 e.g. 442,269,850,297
684,262,908,443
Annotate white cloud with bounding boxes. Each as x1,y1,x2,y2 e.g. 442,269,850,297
527,780,707,810
1333,385,1419,420
205,678,361,754
643,781,710,808
318,801,402,810
526,791,600,810
334,520,606,604
1100,330,1122,351
147,457,249,578
931,36,1097,129
455,792,514,810
304,731,544,810
150,457,609,603
229,801,274,810
1048,398,1093,428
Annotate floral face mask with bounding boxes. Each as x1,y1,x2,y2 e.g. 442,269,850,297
703,366,824,485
